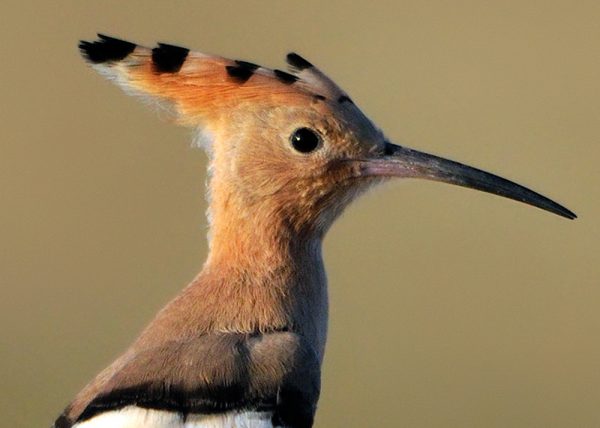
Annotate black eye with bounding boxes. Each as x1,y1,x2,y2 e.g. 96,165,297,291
290,127,321,153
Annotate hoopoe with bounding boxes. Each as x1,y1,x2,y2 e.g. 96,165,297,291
54,34,575,428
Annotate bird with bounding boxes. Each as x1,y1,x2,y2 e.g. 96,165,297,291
54,34,576,428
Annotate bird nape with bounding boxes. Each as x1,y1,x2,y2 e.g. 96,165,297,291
54,34,576,428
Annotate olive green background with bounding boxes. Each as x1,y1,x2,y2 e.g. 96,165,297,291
1,1,598,427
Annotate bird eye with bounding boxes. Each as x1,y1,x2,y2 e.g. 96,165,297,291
290,127,321,153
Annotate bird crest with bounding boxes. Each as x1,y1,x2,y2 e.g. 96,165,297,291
79,34,355,136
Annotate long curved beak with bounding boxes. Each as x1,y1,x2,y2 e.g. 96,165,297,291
357,142,576,219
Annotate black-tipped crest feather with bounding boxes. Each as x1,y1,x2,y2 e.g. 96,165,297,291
79,34,136,64
274,69,299,84
226,60,259,83
286,53,313,70
152,43,189,73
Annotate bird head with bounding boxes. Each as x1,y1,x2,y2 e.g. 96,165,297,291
80,35,575,240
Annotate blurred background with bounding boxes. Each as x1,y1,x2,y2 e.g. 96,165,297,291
1,1,598,427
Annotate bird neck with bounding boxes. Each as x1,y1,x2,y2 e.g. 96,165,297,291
131,158,329,360
204,154,324,269
166,172,330,358
207,199,318,272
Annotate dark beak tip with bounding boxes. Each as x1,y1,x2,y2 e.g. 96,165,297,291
545,201,577,220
